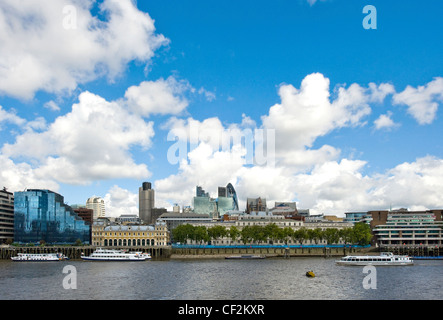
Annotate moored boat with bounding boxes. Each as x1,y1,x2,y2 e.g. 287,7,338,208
81,248,150,261
336,252,413,266
225,255,266,259
11,253,67,261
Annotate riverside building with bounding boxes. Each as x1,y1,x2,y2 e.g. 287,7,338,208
14,189,91,245
91,220,169,247
371,209,443,247
0,187,14,244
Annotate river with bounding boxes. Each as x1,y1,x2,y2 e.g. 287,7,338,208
0,257,441,300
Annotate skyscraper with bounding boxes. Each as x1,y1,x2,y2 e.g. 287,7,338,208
139,182,154,224
86,196,105,220
14,189,90,244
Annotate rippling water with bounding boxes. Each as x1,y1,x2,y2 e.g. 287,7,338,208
0,257,441,300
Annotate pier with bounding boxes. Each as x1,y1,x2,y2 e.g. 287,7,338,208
381,245,442,258
0,246,172,260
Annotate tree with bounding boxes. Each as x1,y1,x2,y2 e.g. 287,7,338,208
172,224,195,244
228,226,240,244
293,227,307,245
307,228,323,244
240,226,254,244
351,222,372,246
339,227,353,245
281,227,294,245
207,225,228,243
323,228,340,245
193,226,209,244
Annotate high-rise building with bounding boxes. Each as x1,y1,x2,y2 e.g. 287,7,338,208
14,189,90,244
86,196,105,220
139,182,155,224
0,187,14,244
193,183,239,218
217,183,239,216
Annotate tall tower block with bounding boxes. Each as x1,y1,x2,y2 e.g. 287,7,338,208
139,182,154,224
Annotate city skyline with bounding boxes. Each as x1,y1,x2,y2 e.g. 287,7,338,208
0,0,442,217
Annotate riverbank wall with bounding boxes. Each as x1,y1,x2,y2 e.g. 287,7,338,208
0,246,172,260
170,245,374,259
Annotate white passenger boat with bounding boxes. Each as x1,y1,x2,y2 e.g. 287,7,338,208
11,253,67,262
336,252,413,266
81,248,151,261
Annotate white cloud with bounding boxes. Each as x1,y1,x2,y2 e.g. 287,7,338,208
0,0,168,100
368,82,395,103
44,100,61,112
393,77,443,125
2,91,154,185
374,111,400,130
261,73,372,170
0,105,26,129
104,185,139,217
124,76,190,116
0,154,60,192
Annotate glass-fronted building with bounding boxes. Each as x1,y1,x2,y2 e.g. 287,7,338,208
14,189,91,244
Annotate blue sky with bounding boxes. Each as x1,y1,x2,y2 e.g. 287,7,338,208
0,0,442,216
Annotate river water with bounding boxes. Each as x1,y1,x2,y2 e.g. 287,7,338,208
0,257,441,300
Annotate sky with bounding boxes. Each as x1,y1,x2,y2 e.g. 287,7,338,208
0,0,442,217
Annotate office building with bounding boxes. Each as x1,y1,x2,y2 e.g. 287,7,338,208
86,196,105,220
371,208,443,247
14,189,90,244
139,182,155,224
73,207,93,225
0,187,14,244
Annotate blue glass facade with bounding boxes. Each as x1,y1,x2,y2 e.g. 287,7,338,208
14,189,90,244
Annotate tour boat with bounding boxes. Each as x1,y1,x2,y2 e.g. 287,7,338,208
81,248,151,261
336,252,413,266
11,253,67,261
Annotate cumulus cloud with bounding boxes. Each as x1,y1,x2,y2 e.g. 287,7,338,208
393,77,443,125
2,91,154,185
261,73,373,170
124,76,190,116
0,0,168,100
374,111,400,131
104,185,139,217
0,105,26,129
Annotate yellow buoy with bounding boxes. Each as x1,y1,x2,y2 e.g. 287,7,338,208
306,270,315,278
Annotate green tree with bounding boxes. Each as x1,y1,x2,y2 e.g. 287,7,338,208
339,227,353,245
264,223,280,244
172,224,195,244
193,226,209,244
323,228,340,245
240,226,254,244
351,222,372,246
281,227,294,245
207,225,228,243
228,226,240,244
293,227,307,245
